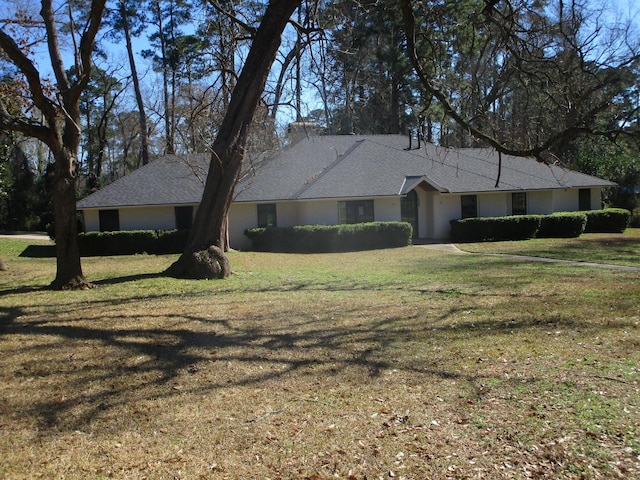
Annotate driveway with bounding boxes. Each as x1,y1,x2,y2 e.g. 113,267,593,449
0,233,51,241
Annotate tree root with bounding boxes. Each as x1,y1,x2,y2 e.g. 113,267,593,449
50,276,95,290
164,245,231,280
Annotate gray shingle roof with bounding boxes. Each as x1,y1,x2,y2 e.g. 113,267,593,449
77,154,208,208
78,135,615,209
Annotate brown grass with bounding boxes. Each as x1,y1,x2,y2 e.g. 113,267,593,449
1,235,639,479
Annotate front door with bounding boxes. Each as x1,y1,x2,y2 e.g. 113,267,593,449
401,190,419,238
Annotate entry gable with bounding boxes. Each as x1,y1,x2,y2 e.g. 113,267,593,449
399,175,447,195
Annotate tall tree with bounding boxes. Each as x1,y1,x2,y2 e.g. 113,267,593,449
166,0,302,279
316,0,416,134
79,65,125,193
144,0,196,155
108,0,151,166
0,0,106,289
399,0,640,160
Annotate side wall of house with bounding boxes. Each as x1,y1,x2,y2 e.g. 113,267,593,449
552,189,579,212
432,194,461,239
528,191,554,214
82,209,100,231
120,206,176,231
81,206,177,232
228,203,256,251
374,197,401,222
83,187,605,248
277,202,301,226
299,199,339,225
478,193,508,217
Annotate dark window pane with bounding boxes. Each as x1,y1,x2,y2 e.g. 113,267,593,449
175,206,193,230
257,204,277,228
512,192,527,215
461,195,477,219
579,189,591,210
99,209,120,232
338,200,374,224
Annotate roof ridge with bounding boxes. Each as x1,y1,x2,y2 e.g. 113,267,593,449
290,139,365,199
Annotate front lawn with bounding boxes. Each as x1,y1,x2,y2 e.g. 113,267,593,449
458,228,640,267
1,236,639,479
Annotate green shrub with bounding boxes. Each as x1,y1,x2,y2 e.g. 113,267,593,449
583,208,630,233
77,229,189,256
153,229,190,254
450,215,541,242
244,222,412,253
78,230,158,256
536,212,587,238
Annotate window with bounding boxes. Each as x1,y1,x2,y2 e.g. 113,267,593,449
512,192,527,215
579,188,591,210
175,206,193,230
99,209,120,232
338,200,374,224
461,195,477,219
257,203,277,227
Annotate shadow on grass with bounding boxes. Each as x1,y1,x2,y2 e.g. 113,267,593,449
92,272,165,286
1,283,629,436
1,247,636,434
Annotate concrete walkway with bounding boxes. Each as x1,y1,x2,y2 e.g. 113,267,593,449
0,233,52,241
415,242,640,272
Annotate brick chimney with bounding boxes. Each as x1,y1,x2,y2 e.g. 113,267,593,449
287,121,319,145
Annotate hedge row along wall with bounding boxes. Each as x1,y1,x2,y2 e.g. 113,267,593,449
73,222,412,256
244,222,413,253
450,208,630,242
583,208,631,233
39,209,629,257
77,229,190,256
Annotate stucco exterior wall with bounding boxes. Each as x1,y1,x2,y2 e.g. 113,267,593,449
119,206,176,231
277,202,300,226
228,203,256,250
422,191,436,238
552,189,578,212
82,209,100,231
432,194,460,239
527,191,554,214
478,193,508,218
413,189,427,238
82,206,178,232
298,200,339,225
588,188,602,209
374,197,400,222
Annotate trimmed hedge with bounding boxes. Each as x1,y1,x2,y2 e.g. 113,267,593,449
244,222,413,253
583,208,630,233
78,229,189,256
449,215,541,242
536,212,587,238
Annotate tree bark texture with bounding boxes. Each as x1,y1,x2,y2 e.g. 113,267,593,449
166,0,301,279
0,0,106,289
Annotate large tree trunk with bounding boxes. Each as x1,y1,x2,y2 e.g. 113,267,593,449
50,148,87,290
165,0,301,279
0,0,104,289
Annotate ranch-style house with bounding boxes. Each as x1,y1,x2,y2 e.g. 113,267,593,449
77,132,616,250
